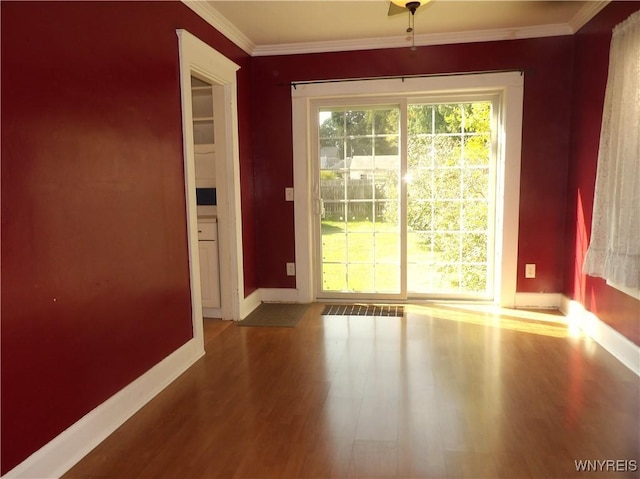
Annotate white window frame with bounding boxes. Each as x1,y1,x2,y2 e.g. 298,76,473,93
291,72,524,307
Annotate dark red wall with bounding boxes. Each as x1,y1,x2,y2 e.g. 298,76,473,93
251,37,574,291
0,1,254,473
4,0,638,474
564,1,640,345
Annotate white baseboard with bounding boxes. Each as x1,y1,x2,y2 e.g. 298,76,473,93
514,292,562,309
3,338,205,479
255,291,567,310
202,307,222,318
561,296,640,377
259,288,301,303
240,289,262,319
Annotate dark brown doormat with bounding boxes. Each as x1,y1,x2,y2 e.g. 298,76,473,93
237,303,311,328
321,304,405,317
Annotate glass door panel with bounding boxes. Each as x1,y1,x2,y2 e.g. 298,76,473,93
319,106,401,295
406,102,494,297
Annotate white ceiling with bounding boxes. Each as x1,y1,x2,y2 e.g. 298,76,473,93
183,0,609,56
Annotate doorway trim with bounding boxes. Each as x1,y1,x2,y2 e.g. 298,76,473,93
177,29,244,338
292,72,524,307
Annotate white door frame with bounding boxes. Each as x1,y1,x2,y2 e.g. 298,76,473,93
177,29,244,343
292,72,524,307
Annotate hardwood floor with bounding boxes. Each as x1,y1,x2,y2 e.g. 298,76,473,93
63,303,639,478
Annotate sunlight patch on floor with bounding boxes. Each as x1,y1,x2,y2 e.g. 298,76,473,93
406,303,582,339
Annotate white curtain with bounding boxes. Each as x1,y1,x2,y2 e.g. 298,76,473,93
583,10,640,289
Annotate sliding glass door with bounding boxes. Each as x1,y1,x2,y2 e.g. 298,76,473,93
316,97,497,300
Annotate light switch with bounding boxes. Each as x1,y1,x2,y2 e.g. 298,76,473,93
286,263,296,276
285,187,294,201
525,264,536,279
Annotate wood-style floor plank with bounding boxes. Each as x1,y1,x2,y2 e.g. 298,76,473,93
63,304,640,478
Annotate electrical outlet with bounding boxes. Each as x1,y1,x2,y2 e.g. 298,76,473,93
525,263,536,279
286,262,296,276
285,187,294,201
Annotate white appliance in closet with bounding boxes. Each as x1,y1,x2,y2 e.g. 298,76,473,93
197,218,220,309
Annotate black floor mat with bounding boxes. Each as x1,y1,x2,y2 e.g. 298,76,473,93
321,304,405,317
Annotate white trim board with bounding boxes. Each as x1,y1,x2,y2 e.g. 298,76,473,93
561,296,640,377
252,24,574,56
292,72,523,307
181,0,254,55
259,288,301,304
240,288,262,319
568,1,611,33
255,291,565,309
2,339,204,479
203,307,222,319
181,0,610,57
514,293,562,309
176,29,245,322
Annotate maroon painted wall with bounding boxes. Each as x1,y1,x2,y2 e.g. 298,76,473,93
1,1,254,473
564,1,640,345
251,37,574,291
4,0,637,474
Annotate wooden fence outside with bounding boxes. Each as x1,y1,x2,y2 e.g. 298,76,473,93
321,178,389,221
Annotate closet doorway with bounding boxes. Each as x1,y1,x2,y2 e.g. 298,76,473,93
177,30,244,347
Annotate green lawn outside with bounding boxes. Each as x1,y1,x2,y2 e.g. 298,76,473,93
321,220,436,292
320,220,489,294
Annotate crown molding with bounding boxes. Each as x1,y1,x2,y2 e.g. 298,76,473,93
252,23,574,57
182,0,608,58
568,0,610,33
181,0,255,55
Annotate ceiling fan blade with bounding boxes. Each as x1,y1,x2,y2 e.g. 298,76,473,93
388,2,407,16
